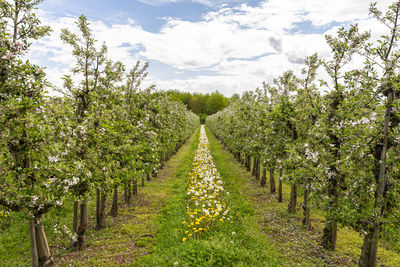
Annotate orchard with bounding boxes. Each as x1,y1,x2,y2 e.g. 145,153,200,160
1,0,399,266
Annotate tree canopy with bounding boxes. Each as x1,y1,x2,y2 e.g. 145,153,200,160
166,90,230,123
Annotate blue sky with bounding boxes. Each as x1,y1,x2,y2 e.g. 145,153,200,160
39,0,214,32
29,0,392,95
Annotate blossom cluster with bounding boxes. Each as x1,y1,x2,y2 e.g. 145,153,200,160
0,209,13,224
0,210,11,218
183,126,232,242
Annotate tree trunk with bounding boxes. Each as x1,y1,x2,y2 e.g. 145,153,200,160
252,158,257,177
12,3,19,43
359,90,393,266
255,158,261,181
99,191,107,229
29,219,39,267
278,169,283,203
35,214,52,266
302,185,311,229
288,184,297,213
96,189,107,229
141,176,145,187
124,186,128,204
110,184,118,217
322,219,337,250
246,155,251,171
127,181,132,203
260,165,267,187
359,225,380,267
76,201,87,250
240,153,244,166
133,179,138,196
270,169,276,194
96,188,100,227
73,200,79,234
322,86,343,250
123,181,132,204
322,172,339,250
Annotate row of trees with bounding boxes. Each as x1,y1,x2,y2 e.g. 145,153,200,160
0,1,199,266
206,2,400,266
167,90,230,123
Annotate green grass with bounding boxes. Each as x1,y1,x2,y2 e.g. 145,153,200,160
131,127,200,266
204,127,281,266
205,127,400,267
134,127,280,266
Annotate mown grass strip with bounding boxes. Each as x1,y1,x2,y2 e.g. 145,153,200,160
203,127,281,267
132,127,200,266
135,126,280,267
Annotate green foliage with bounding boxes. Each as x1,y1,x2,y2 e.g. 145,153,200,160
166,90,230,120
0,0,63,217
1,6,200,264
206,2,400,265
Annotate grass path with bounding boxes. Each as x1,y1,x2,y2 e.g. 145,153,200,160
135,126,280,266
53,128,201,266
205,127,400,267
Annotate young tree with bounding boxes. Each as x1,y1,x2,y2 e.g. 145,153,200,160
357,2,400,265
60,14,108,250
0,1,64,266
122,61,151,197
273,71,299,213
90,59,125,228
285,53,323,229
318,24,370,250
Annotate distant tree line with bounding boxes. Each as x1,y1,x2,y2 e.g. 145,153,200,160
166,90,231,123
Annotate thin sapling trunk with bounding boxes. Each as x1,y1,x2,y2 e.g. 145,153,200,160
110,184,118,217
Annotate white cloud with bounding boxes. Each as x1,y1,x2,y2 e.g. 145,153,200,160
28,0,395,95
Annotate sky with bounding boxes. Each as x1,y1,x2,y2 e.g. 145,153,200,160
28,0,394,96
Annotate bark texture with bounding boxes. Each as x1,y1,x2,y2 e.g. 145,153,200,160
35,214,52,266
260,166,267,187
29,219,39,267
76,201,88,250
278,170,283,203
269,169,276,193
288,184,297,213
110,184,118,217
